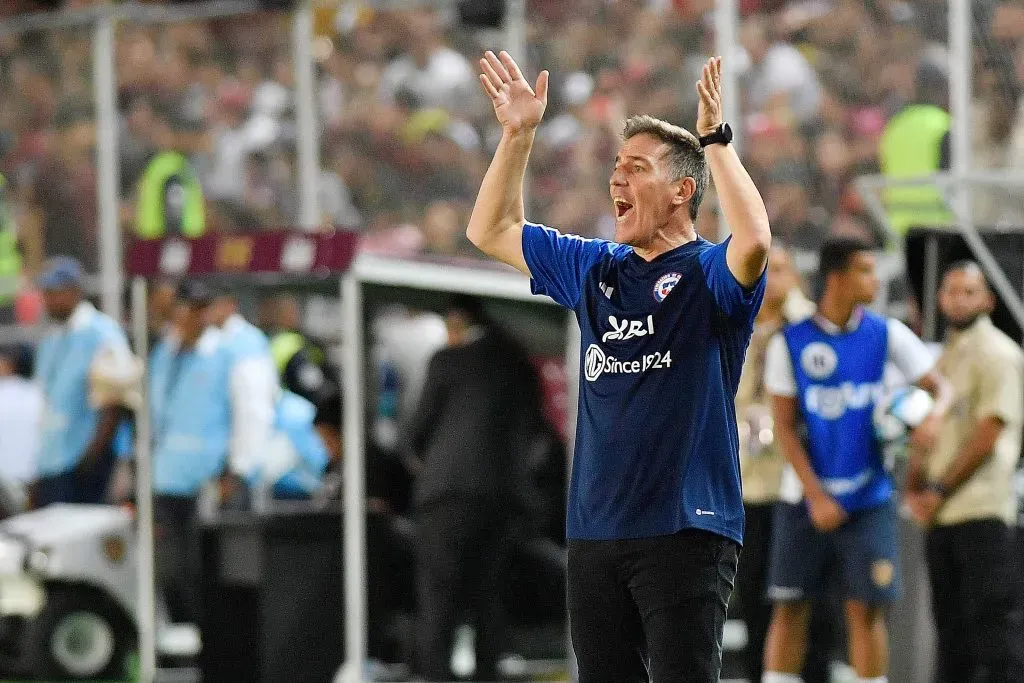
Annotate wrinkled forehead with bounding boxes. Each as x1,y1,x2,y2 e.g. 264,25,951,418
616,133,671,165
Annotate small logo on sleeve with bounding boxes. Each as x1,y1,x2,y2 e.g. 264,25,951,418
695,508,716,517
653,272,682,302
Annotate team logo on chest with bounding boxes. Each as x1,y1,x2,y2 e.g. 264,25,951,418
800,342,838,380
653,272,682,302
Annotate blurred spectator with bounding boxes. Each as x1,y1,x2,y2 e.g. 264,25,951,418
0,344,41,516
908,261,1024,682
263,294,340,411
739,14,821,123
734,244,820,683
404,295,544,681
377,9,477,110
879,63,953,239
0,0,1020,302
30,257,135,508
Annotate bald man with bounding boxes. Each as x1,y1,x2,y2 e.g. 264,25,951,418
906,261,1024,683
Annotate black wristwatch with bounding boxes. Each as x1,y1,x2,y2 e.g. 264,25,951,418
699,122,733,148
926,481,950,499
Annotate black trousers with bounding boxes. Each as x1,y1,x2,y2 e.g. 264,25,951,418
415,499,515,681
736,502,841,683
154,494,202,625
34,446,117,507
926,519,1024,683
568,529,737,683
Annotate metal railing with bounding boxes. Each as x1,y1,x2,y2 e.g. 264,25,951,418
855,171,1024,339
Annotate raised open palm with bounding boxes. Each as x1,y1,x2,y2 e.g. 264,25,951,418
478,51,549,134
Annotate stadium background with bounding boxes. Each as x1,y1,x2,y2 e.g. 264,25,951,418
0,0,1022,681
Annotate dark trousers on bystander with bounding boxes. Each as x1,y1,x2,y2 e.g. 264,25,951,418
926,519,1024,683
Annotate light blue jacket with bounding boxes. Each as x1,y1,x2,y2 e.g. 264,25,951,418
272,391,329,498
149,328,233,496
35,302,130,476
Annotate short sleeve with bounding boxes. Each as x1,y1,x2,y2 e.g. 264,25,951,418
697,238,767,324
521,223,615,309
886,319,936,384
89,328,142,409
764,333,797,397
975,345,1024,425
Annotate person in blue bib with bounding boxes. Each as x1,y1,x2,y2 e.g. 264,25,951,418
761,236,952,683
148,281,267,624
31,257,138,508
469,52,770,682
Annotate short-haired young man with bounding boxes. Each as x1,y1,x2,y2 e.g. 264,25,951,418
762,237,952,683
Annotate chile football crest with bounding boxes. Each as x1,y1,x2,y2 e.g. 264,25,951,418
653,272,682,302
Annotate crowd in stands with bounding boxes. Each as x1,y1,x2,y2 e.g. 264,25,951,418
0,0,1022,287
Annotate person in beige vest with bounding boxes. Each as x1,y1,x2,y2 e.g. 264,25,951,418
735,244,818,683
906,261,1024,683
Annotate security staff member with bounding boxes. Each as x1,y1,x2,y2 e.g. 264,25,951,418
879,63,953,238
906,261,1024,683
263,294,338,408
135,151,206,239
0,173,22,314
31,257,138,508
149,282,268,623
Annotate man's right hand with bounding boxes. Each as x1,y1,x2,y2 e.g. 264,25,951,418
478,51,548,134
807,490,847,532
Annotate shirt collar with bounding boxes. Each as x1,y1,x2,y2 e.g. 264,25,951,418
945,314,992,347
813,306,864,335
168,326,222,355
66,301,97,332
195,326,223,355
223,313,246,336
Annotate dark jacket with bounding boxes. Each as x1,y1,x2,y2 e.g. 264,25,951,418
405,328,544,512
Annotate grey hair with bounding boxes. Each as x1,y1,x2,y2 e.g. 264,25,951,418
622,114,709,220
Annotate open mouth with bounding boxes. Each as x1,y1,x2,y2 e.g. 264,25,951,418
614,198,634,221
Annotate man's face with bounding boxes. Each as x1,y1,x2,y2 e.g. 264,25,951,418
209,297,236,328
939,266,993,330
834,251,879,305
173,302,205,347
765,247,797,308
42,287,80,322
609,134,692,248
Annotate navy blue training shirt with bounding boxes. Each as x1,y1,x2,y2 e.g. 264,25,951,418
523,223,766,544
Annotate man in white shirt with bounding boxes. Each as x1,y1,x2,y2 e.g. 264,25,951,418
0,346,42,515
207,291,279,506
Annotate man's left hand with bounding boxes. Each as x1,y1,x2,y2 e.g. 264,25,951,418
696,57,723,137
907,489,943,526
910,413,942,451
